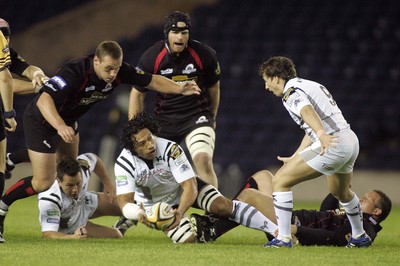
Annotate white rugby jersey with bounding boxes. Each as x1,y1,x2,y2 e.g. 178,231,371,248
282,78,350,142
38,153,97,233
114,137,195,209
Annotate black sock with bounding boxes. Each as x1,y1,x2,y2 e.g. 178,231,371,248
1,176,36,208
8,149,30,165
0,172,4,196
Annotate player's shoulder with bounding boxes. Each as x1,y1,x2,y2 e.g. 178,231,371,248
140,41,166,60
189,39,217,55
38,181,61,201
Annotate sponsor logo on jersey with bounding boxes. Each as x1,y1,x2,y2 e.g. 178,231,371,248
80,92,109,105
182,64,196,74
47,209,60,216
160,68,173,75
45,83,57,91
116,175,128,186
2,46,9,53
195,116,209,124
46,218,60,224
85,85,95,92
50,76,67,90
169,144,182,159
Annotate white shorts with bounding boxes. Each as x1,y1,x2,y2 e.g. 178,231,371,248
299,129,359,176
185,126,215,158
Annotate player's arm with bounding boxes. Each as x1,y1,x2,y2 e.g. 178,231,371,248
0,68,17,132
146,74,200,95
128,87,146,119
21,65,49,92
117,192,148,226
36,92,75,143
90,153,116,201
167,178,198,230
300,105,337,154
207,81,220,128
42,227,87,240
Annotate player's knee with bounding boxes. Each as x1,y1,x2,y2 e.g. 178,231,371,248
193,153,214,171
209,197,232,217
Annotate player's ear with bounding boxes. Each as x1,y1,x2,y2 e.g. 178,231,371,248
373,208,382,216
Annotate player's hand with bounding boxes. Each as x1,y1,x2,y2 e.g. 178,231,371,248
180,81,201,96
137,203,152,228
5,118,17,132
318,133,338,155
32,72,50,93
164,209,182,231
74,226,88,239
57,125,76,143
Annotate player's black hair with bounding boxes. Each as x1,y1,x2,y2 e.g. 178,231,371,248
259,56,297,81
121,112,160,155
373,189,392,223
57,157,81,181
163,11,191,38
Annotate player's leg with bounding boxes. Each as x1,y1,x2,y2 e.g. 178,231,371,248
56,132,79,162
265,154,321,248
91,192,122,218
166,217,196,243
195,182,277,236
85,221,122,238
185,126,218,188
0,138,6,196
192,170,276,242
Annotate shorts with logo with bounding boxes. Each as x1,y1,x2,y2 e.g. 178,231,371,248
157,113,215,158
299,128,359,176
23,107,78,153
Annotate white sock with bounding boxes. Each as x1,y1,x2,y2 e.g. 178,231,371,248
273,191,293,241
229,200,277,235
340,194,364,237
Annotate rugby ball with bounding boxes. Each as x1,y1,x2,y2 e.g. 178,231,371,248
146,202,175,230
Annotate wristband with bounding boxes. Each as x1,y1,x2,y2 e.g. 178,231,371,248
3,109,16,119
316,129,325,138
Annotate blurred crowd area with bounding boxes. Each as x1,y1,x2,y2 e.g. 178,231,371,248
2,0,399,185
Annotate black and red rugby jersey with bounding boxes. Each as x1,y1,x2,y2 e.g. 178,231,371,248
136,39,220,122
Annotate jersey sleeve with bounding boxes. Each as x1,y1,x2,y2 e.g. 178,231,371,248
9,47,30,76
38,188,62,232
114,150,138,195
77,153,97,173
166,143,196,183
119,62,152,89
0,31,11,71
283,87,312,116
200,43,221,88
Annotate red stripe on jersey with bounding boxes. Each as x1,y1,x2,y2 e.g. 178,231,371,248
154,48,168,73
188,47,203,70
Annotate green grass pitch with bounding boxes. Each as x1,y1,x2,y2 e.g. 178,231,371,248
1,196,399,266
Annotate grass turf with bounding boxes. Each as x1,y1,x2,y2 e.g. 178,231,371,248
1,196,399,266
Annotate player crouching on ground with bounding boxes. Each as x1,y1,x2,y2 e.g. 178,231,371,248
38,153,135,239
114,112,278,243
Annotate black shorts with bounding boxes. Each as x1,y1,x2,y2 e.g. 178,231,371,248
23,111,77,153
157,113,214,143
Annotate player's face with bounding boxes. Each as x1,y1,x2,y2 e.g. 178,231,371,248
360,191,381,215
133,128,156,160
94,55,122,83
167,22,189,54
58,173,83,200
262,75,284,97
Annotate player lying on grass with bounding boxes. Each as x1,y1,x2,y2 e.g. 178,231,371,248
38,153,135,239
114,112,278,243
190,170,392,247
